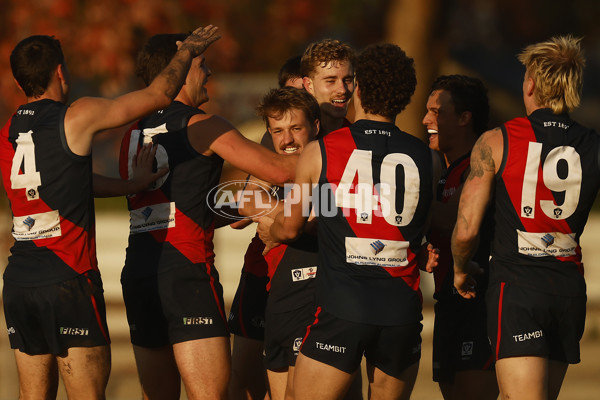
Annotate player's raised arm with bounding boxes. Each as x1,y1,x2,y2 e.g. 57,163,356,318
64,26,221,156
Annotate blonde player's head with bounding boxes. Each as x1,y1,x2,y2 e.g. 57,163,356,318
518,35,585,114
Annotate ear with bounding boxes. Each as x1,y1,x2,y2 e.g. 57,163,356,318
526,76,535,97
458,111,472,127
56,64,66,83
313,118,320,138
303,76,314,95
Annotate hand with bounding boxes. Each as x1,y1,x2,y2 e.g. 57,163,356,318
418,242,440,273
454,261,483,299
177,25,221,58
131,144,168,192
256,216,279,255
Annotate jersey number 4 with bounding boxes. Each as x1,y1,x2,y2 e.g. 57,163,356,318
335,149,420,226
10,131,41,201
521,142,581,220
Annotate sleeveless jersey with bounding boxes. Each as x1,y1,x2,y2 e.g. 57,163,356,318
493,108,600,296
0,99,97,286
430,154,492,302
118,101,223,279
316,119,433,325
265,233,318,313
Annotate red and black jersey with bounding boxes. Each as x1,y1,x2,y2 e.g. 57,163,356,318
492,108,600,296
0,99,97,286
264,233,318,313
315,119,433,325
430,154,492,302
119,101,223,279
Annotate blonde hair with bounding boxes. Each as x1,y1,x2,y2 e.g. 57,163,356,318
518,35,585,114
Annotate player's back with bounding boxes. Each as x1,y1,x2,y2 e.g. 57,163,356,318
315,119,433,325
119,101,223,278
0,99,97,286
493,108,600,295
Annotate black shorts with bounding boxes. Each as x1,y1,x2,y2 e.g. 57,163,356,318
432,298,494,382
487,281,586,364
228,271,269,340
264,302,317,371
121,263,229,348
300,307,422,378
3,270,110,355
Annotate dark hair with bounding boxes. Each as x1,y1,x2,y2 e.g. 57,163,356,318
277,55,302,88
355,43,416,119
430,75,490,136
300,39,355,78
257,87,321,128
10,35,65,98
136,33,187,86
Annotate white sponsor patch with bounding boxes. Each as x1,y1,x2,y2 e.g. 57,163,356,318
517,230,577,257
12,210,61,241
345,237,409,267
290,266,317,281
130,202,175,233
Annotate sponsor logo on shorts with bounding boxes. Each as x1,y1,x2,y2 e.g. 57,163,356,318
293,337,303,352
513,330,543,342
183,317,214,325
461,341,473,358
291,266,317,282
60,327,89,336
315,341,346,353
251,316,265,328
7,327,15,335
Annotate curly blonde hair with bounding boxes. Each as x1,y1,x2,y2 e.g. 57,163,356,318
300,39,355,78
518,35,585,114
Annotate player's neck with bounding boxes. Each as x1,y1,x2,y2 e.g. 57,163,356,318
354,108,393,124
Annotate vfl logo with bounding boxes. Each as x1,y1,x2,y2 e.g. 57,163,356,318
395,215,402,224
461,341,473,357
554,208,562,218
27,189,37,199
207,180,280,221
541,233,555,247
141,207,153,221
523,206,533,217
370,240,385,255
360,212,368,222
293,337,303,352
293,270,302,280
290,266,317,281
23,216,35,231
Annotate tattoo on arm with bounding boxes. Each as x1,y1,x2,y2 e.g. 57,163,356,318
467,129,498,180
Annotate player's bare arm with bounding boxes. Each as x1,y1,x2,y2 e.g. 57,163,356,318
64,25,221,156
238,176,283,218
451,127,502,298
263,140,321,244
187,114,298,185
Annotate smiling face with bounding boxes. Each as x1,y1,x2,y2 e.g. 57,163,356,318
268,108,318,155
422,89,462,153
303,60,354,121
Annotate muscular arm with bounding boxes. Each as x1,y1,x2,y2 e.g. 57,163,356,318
64,26,221,156
187,115,297,185
268,141,321,243
451,128,503,298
